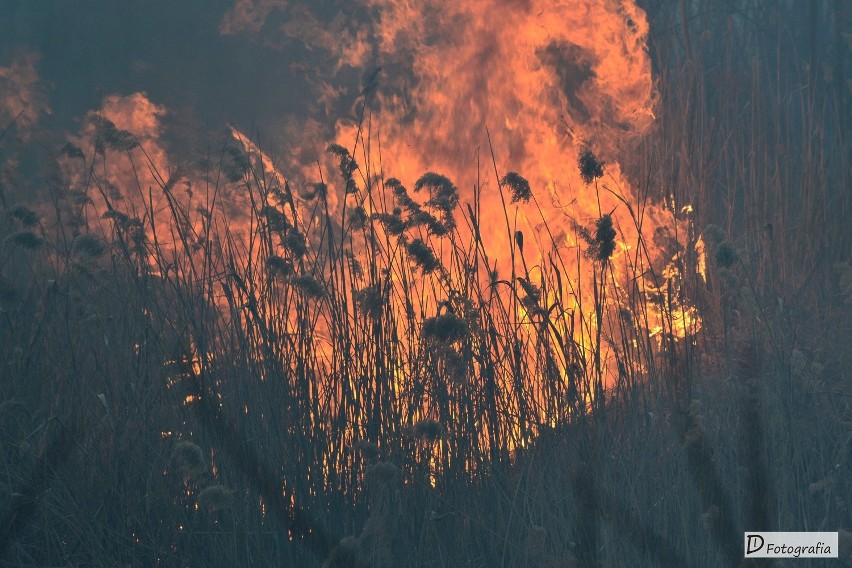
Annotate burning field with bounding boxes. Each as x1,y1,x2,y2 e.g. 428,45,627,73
0,1,850,566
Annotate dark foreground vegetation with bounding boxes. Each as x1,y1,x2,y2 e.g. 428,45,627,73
1,2,850,566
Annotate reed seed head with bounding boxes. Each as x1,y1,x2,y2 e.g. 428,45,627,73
266,255,293,279
4,231,43,250
407,238,440,273
222,146,250,182
413,418,443,442
73,234,106,258
414,172,458,212
349,205,368,231
702,224,725,245
62,142,85,159
283,228,307,258
386,177,407,197
292,274,325,298
578,149,604,184
366,461,399,488
355,284,384,320
355,440,380,461
594,214,617,262
373,212,406,236
261,205,290,234
502,171,532,203
714,240,738,268
7,205,39,227
91,115,138,151
327,144,358,194
423,312,468,343
196,485,234,512
346,251,364,278
170,440,205,478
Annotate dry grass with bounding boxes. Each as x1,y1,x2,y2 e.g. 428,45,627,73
0,2,849,566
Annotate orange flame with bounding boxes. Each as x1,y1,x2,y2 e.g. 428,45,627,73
318,0,696,379
48,1,702,468
330,0,657,241
216,0,700,396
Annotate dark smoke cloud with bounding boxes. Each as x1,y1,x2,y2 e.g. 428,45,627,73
0,0,361,155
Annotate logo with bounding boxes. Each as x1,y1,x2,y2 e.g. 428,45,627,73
745,534,764,555
744,532,838,558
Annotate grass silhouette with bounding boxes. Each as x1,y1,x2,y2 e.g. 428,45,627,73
0,2,849,566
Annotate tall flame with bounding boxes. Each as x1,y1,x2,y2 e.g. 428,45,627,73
344,0,654,224
53,1,698,456
38,1,702,482
220,0,699,386
322,0,694,371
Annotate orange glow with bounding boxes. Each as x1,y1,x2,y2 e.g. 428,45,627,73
695,234,708,283
0,51,49,135
56,1,701,474
320,0,698,389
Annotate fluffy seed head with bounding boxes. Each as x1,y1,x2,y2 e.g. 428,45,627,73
365,461,399,488
170,440,205,478
355,440,380,461
8,205,39,227
73,234,106,258
283,228,307,258
266,255,293,279
578,149,604,184
292,274,325,298
714,240,738,268
407,239,440,273
594,214,617,262
412,419,442,442
4,231,43,250
502,171,532,203
354,284,384,320
196,485,234,512
422,313,468,343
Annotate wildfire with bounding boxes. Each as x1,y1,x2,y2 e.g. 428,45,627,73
50,0,700,468
313,0,699,376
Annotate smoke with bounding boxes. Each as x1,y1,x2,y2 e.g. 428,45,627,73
218,1,657,230
58,93,173,232
220,0,289,36
0,51,50,137
215,1,683,332
60,92,251,267
0,0,700,385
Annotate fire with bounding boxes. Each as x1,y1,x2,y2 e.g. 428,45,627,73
318,0,696,372
50,0,700,471
215,0,700,424
330,0,655,169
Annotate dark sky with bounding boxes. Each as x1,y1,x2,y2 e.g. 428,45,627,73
1,0,846,179
0,0,357,151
